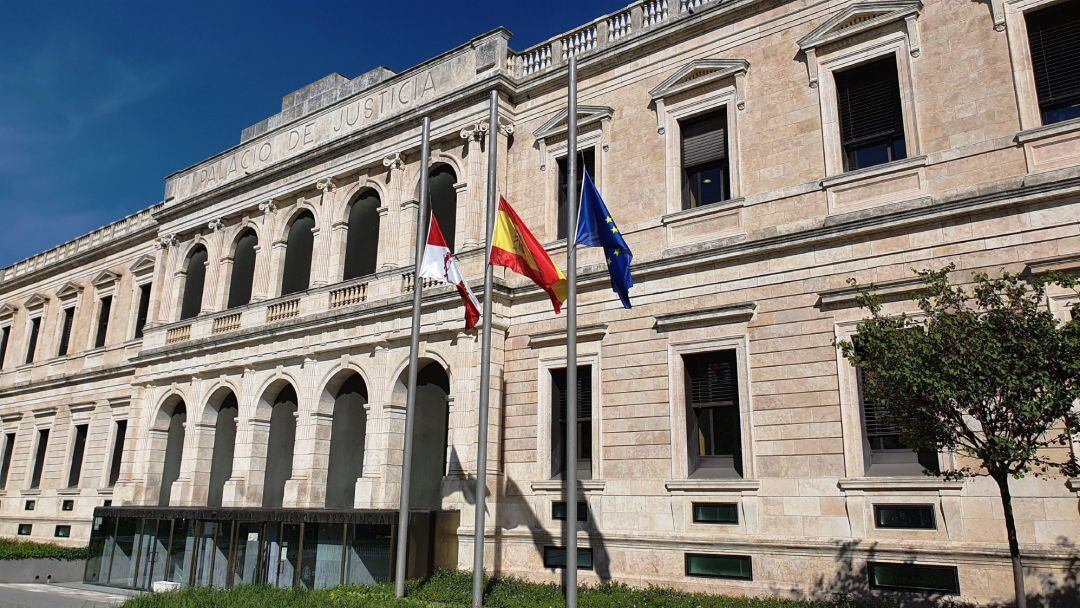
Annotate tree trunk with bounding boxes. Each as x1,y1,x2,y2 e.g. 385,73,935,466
993,471,1027,608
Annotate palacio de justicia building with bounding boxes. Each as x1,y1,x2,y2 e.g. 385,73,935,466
0,0,1078,603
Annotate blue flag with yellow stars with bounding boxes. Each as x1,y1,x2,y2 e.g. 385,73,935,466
575,170,634,308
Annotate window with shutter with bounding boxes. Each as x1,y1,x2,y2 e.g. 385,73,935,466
1026,1,1080,125
95,296,112,349
30,428,49,489
0,326,9,368
68,424,88,488
835,56,907,171
134,284,151,339
58,307,75,356
680,110,729,209
26,317,41,364
550,365,592,479
556,149,596,240
0,432,15,489
684,350,742,477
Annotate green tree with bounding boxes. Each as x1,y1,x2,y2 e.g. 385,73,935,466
836,266,1080,608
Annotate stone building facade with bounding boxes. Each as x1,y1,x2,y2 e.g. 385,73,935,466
0,0,1078,603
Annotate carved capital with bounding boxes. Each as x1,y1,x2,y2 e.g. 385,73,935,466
498,116,515,136
382,152,404,171
207,218,223,232
316,177,337,194
459,122,489,142
157,234,178,250
259,200,277,215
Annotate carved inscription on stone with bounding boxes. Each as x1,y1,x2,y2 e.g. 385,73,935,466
165,51,473,204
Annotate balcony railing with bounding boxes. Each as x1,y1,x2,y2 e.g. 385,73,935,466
266,298,301,323
509,0,722,78
165,324,191,344
211,313,242,334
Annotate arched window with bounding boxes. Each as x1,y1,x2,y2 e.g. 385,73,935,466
428,165,458,251
180,246,208,320
326,375,368,508
207,393,238,507
281,212,315,296
159,401,187,506
263,385,298,508
343,191,380,280
408,361,451,511
228,231,258,308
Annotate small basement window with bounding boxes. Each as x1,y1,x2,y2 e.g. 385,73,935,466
54,525,71,538
874,505,935,530
17,524,31,536
543,546,593,570
552,501,588,522
868,562,959,594
692,502,739,525
685,553,752,580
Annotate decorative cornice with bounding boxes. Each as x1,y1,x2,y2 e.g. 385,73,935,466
528,323,608,348
24,293,49,310
650,59,750,133
818,277,926,309
130,253,156,277
664,478,762,493
1026,252,1080,276
533,105,614,140
55,281,84,302
0,303,16,319
837,477,965,492
90,269,121,288
655,303,756,331
531,479,607,493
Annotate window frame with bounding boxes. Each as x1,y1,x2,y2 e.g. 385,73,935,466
28,426,50,490
56,305,76,357
867,562,960,594
0,323,11,370
132,281,153,340
92,294,113,350
684,553,753,580
537,352,602,482
545,134,604,244
554,147,598,242
662,91,742,216
873,504,937,530
25,313,43,365
1005,0,1080,131
668,336,754,481
65,421,90,489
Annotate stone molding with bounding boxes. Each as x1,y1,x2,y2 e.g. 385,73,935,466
527,323,608,348
655,303,756,331
818,277,926,309
798,1,922,87
664,479,761,493
837,477,965,492
531,479,606,494
1026,252,1080,276
649,59,748,133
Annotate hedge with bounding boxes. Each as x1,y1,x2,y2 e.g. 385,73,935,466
0,538,90,561
122,570,963,608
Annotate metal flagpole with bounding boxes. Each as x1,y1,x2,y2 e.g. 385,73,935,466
395,116,432,598
471,89,500,608
564,56,579,608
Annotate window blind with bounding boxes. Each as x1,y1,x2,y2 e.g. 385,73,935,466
681,111,727,167
685,351,739,409
1026,2,1080,117
835,57,905,147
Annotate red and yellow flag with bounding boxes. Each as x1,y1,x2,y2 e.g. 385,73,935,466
490,197,567,313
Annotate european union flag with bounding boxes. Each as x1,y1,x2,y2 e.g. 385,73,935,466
575,170,634,308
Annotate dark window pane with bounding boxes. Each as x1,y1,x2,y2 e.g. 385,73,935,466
17,523,31,536
159,404,186,506
0,432,15,489
684,351,742,475
326,376,368,509
181,247,208,320
869,562,960,594
54,525,71,538
228,231,258,308
95,296,112,348
1026,2,1080,125
552,501,588,522
134,284,152,339
685,553,752,580
428,166,459,251
692,503,739,524
346,524,392,584
557,149,596,240
550,366,592,479
58,307,75,356
0,325,9,367
681,110,729,209
26,317,41,364
835,56,907,171
343,192,381,280
408,363,451,511
263,386,298,509
543,546,593,570
30,428,49,489
874,505,936,530
62,499,74,511
207,395,238,508
108,420,127,486
68,424,88,487
281,214,315,296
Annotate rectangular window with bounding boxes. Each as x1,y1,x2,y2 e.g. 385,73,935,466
550,366,592,480
835,55,907,171
25,500,35,511
108,420,127,487
134,284,152,339
94,296,112,348
552,501,588,522
874,505,935,530
542,546,593,570
692,502,739,525
856,367,939,474
62,499,74,512
30,428,49,489
680,109,730,209
556,148,596,240
26,317,41,364
0,432,15,489
17,524,31,536
684,350,742,477
67,424,88,488
57,307,75,356
685,553,753,580
868,562,960,594
1026,2,1080,125
0,325,11,367
54,525,71,538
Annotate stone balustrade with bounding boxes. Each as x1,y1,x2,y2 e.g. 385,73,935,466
329,282,368,308
266,298,301,323
165,324,191,344
211,312,242,334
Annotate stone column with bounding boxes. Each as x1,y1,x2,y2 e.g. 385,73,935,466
176,421,215,506
380,153,405,271
217,256,235,310
222,370,263,507
250,201,277,302
268,241,288,299
312,178,337,288
201,219,225,315
399,200,419,271
147,235,176,326
329,221,349,281
459,122,487,249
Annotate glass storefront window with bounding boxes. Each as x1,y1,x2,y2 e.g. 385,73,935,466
107,518,140,587
137,519,171,590
168,518,196,585
301,523,345,589
193,521,232,587
346,524,392,585
232,522,262,587
84,516,115,584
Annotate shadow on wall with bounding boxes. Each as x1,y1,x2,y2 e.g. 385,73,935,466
782,538,1079,608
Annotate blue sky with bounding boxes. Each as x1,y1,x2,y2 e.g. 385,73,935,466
0,0,625,267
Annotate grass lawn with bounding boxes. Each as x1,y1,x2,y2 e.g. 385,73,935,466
119,569,941,608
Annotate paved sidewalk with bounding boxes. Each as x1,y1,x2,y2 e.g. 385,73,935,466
0,582,134,608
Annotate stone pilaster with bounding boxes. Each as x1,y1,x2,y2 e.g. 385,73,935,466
459,122,488,249
380,153,405,270
312,178,337,287
201,219,225,314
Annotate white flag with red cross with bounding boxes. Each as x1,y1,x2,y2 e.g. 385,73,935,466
418,213,481,329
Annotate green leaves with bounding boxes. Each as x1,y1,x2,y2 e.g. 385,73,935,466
0,538,89,561
837,267,1080,481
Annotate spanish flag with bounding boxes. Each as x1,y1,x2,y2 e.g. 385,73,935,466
490,197,567,313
